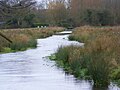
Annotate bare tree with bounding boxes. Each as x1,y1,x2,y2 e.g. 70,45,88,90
47,0,67,25
0,0,36,27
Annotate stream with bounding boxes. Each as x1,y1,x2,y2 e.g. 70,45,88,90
0,31,119,90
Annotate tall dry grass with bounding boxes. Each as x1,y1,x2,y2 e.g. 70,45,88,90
54,26,120,87
0,27,64,53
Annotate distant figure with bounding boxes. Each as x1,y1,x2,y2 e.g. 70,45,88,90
44,26,47,28
37,26,40,28
41,26,43,28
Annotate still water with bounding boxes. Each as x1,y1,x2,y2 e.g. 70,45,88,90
0,31,119,90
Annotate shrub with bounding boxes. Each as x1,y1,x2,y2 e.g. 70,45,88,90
83,9,113,26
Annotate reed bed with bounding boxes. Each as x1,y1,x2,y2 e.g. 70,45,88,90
0,27,64,53
52,26,120,87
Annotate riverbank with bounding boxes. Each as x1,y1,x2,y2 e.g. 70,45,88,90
0,27,64,53
50,26,120,88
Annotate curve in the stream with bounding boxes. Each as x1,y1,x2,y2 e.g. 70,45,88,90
0,31,119,90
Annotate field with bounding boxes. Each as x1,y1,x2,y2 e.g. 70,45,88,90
51,26,120,87
0,27,64,53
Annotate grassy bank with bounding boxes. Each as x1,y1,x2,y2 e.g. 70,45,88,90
0,27,64,53
50,26,120,87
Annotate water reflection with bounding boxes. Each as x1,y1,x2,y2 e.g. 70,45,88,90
0,31,119,90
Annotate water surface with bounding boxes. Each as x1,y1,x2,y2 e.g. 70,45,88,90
0,31,119,90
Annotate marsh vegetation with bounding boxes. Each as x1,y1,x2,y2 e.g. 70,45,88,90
0,27,64,53
0,0,120,89
51,26,120,88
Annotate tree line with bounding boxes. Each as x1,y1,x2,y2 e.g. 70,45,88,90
47,0,120,27
0,0,120,28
